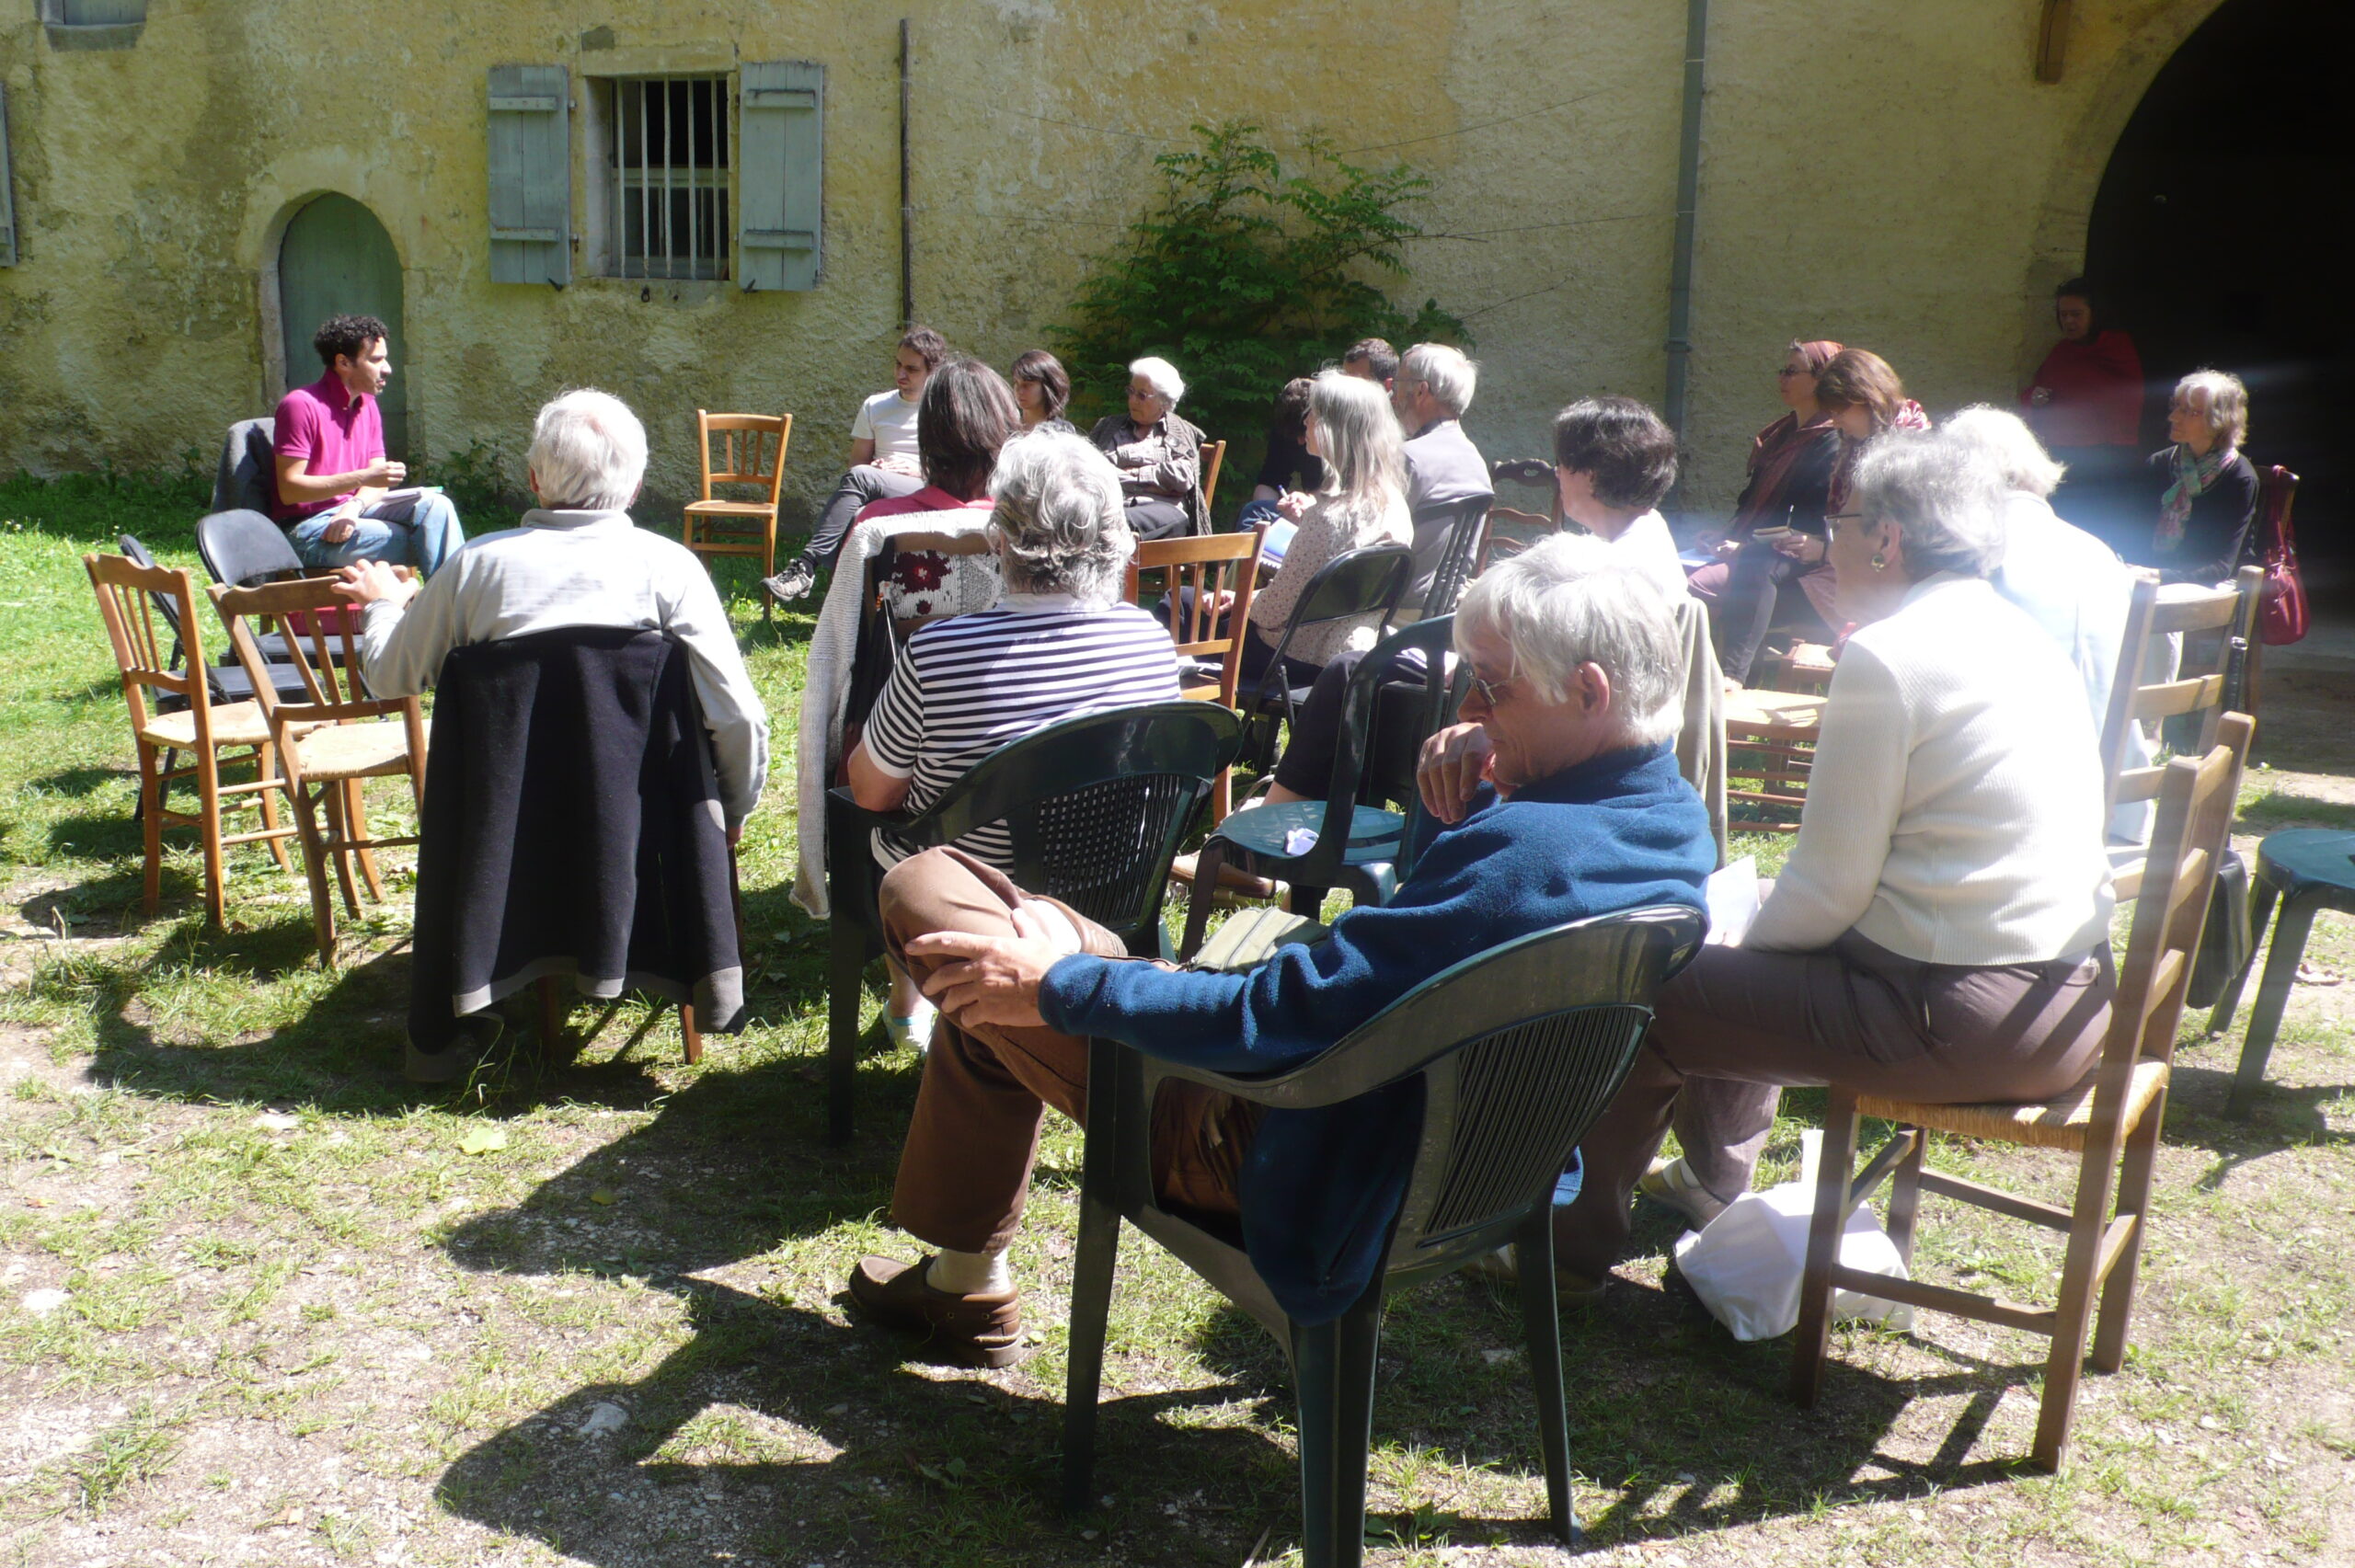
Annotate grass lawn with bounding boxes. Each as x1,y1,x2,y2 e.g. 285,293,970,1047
1,468,2350,1566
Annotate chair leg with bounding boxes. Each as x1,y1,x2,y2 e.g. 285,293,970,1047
2205,872,2279,1038
1178,841,1226,961
1292,1293,1382,1568
346,779,385,901
1886,1130,1926,1268
195,742,226,928
2091,1092,2167,1373
1287,883,1329,920
2225,891,2317,1119
2032,1132,2119,1472
679,1003,703,1066
291,785,339,966
1789,1091,1860,1408
138,745,166,915
1061,1169,1124,1512
827,927,868,1145
255,743,293,873
537,975,565,1051
321,784,363,919
1514,1207,1578,1545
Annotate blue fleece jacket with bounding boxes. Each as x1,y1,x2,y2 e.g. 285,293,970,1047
1040,741,1714,1324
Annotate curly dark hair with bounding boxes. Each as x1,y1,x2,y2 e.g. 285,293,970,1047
1269,376,1315,447
1341,338,1399,383
313,314,390,368
899,325,950,371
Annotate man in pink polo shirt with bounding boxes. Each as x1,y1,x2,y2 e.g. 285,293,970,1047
272,314,465,575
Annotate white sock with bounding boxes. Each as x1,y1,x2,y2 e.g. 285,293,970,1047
926,1248,1013,1296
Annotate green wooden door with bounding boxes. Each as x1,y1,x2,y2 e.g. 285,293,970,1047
278,194,408,457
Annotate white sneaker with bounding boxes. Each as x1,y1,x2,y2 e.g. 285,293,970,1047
884,1002,936,1054
763,561,818,602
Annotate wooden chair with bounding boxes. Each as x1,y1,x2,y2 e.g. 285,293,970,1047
1719,688,1826,832
2097,566,2261,898
682,410,793,605
1197,439,1226,521
1477,457,1561,572
85,554,295,925
211,578,429,965
1791,713,2253,1473
1126,523,1265,818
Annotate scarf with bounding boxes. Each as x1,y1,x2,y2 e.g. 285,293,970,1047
1827,399,1932,510
2156,442,2233,552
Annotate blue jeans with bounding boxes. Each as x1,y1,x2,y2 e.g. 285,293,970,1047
288,492,465,576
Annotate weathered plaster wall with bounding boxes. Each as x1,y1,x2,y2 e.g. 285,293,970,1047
0,0,2233,520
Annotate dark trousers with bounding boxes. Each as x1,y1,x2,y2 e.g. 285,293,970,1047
1695,536,1830,685
1269,647,1435,799
1552,930,2115,1276
793,465,927,574
881,847,1258,1254
1124,497,1192,542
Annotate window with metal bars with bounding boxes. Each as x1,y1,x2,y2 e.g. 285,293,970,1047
592,76,730,280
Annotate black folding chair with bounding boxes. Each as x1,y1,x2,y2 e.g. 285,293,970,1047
1241,542,1412,769
1063,904,1708,1568
1411,495,1493,620
823,700,1241,1142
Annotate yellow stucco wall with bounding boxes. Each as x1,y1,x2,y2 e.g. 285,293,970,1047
0,0,2233,520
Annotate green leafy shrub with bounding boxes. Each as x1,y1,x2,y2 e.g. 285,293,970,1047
433,438,523,532
1053,121,1465,481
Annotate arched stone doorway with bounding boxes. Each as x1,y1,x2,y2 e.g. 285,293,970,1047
2085,0,2351,567
277,194,410,457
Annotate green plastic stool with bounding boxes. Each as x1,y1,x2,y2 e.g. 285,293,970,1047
2204,829,2355,1118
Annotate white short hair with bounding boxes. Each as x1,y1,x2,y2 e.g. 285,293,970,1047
1400,342,1478,418
1453,533,1682,747
1853,430,2009,579
1127,356,1186,406
988,430,1132,604
528,388,649,511
1940,405,2066,497
2172,368,2249,450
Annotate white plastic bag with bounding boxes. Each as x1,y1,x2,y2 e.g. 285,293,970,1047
1672,1140,1915,1342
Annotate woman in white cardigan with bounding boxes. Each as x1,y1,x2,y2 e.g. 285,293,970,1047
1549,429,2119,1288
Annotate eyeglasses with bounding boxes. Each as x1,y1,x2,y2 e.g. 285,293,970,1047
1467,672,1519,708
1776,365,1810,378
1823,510,1864,538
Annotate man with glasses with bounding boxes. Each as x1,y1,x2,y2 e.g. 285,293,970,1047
836,534,1714,1368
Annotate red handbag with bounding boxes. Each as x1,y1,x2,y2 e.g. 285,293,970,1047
2255,464,2307,647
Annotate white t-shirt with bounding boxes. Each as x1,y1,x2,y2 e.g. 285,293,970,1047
851,389,922,466
1611,509,1693,600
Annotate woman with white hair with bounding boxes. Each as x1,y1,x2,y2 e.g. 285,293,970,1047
1236,370,1412,692
1553,431,2117,1290
2134,369,2259,585
1086,356,1208,540
845,430,1184,1044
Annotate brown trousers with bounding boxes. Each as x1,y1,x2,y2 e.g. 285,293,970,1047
879,846,1259,1255
1553,929,2115,1277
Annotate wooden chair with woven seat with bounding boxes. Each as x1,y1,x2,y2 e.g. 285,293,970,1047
211,577,429,964
1196,439,1226,521
1126,522,1265,818
2097,566,2261,900
1791,711,2253,1473
682,410,793,611
1719,686,1826,832
1476,457,1562,572
85,554,296,925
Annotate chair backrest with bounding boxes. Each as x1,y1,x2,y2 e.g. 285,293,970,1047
210,577,424,757
213,418,278,516
1260,542,1414,674
86,553,214,740
114,532,185,647
696,410,792,504
196,509,305,589
2103,712,2251,1083
1198,439,1227,518
906,701,1242,940
842,529,1000,737
1285,615,1461,885
2098,566,2262,813
1414,495,1493,620
1478,457,1560,572
1125,524,1267,705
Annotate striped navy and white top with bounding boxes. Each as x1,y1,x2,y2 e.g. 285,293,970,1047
863,594,1184,869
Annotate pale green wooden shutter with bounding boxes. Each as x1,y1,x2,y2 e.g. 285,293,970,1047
487,65,570,285
0,85,17,267
737,62,822,291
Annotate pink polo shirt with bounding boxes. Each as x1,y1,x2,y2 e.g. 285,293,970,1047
271,371,385,521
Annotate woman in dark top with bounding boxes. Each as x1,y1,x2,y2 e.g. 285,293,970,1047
1238,377,1326,531
2133,370,2258,585
1694,338,1845,683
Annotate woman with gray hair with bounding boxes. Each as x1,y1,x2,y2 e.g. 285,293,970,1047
1554,429,2118,1292
845,430,1184,1044
1086,355,1208,539
2133,369,2258,585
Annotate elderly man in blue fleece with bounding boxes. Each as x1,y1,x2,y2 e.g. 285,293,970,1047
846,534,1714,1367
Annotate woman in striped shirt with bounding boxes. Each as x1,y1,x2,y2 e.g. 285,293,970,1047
846,429,1184,1046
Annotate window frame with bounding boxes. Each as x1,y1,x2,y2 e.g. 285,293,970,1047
581,73,736,284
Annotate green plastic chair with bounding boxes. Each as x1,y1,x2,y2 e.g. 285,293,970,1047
1180,615,1461,959
824,700,1242,1142
2202,828,2355,1117
1062,904,1708,1567
1240,541,1413,768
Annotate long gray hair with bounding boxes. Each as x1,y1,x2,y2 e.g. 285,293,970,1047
987,431,1132,604
1309,371,1407,535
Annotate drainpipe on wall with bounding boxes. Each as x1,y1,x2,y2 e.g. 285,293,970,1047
1662,0,1709,439
899,18,915,328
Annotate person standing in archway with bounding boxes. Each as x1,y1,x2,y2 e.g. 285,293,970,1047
270,314,466,576
2021,277,2144,548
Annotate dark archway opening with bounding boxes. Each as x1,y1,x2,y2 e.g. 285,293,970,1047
2086,0,2352,575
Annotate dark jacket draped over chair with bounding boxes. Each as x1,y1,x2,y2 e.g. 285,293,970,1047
408,627,743,1049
